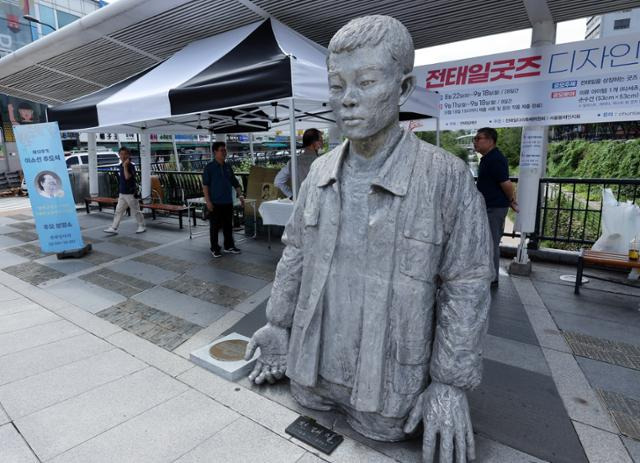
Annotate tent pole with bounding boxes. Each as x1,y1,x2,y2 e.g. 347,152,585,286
140,132,151,203
172,134,181,172
88,133,98,197
249,133,255,165
289,98,297,200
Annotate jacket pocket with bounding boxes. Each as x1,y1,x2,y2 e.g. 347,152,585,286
398,205,443,281
392,341,429,394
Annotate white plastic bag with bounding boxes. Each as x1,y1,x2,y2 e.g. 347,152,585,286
592,188,640,278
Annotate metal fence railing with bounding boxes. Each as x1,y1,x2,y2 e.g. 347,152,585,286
499,177,640,251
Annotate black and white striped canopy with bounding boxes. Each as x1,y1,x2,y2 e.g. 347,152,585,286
48,18,439,134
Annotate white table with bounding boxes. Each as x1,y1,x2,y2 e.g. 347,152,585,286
259,199,294,247
259,199,294,226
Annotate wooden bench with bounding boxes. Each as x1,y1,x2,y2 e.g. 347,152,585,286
143,203,190,229
84,196,128,215
575,249,640,294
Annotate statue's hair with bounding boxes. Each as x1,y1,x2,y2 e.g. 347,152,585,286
328,15,414,74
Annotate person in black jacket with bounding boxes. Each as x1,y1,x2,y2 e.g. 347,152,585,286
202,142,245,258
474,127,518,286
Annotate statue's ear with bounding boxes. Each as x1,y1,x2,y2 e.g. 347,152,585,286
398,74,416,106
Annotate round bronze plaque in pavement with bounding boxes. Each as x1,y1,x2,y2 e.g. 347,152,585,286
209,339,248,362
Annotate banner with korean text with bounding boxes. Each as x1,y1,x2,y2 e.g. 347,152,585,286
14,123,84,253
414,33,640,129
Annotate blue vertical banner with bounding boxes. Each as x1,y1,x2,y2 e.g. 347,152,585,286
14,122,84,253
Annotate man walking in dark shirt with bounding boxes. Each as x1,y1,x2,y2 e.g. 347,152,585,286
203,142,245,258
104,147,145,234
474,127,518,286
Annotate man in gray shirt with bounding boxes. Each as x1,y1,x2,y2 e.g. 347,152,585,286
274,128,323,199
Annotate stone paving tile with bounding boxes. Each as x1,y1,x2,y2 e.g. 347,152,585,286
4,231,38,242
0,309,60,336
5,243,48,260
174,416,305,463
6,214,33,221
208,256,275,281
107,260,179,285
133,252,193,273
0,423,39,463
0,320,83,357
0,235,24,247
35,254,95,275
598,389,640,441
6,222,35,231
80,268,154,297
109,235,160,250
49,390,239,463
15,367,188,462
163,274,249,307
0,349,145,419
133,286,229,327
0,332,110,386
564,331,640,371
82,250,118,265
3,261,66,285
0,251,29,269
186,264,268,293
622,436,640,462
98,300,202,350
44,278,127,314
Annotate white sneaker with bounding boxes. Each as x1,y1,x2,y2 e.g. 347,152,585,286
136,226,146,234
103,227,118,234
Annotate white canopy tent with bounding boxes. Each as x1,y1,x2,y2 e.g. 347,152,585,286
47,18,440,200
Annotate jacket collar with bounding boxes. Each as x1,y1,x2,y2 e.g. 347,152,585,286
317,129,418,197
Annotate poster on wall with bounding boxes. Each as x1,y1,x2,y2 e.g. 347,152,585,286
414,32,640,129
14,122,84,253
1,95,47,142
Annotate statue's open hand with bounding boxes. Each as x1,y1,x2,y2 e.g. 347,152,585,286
244,323,289,385
403,382,475,463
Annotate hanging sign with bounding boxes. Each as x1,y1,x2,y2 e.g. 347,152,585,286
414,33,640,129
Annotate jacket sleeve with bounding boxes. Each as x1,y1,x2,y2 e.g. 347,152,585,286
265,171,309,328
429,165,494,390
274,162,293,198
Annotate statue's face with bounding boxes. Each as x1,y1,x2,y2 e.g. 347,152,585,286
328,43,403,141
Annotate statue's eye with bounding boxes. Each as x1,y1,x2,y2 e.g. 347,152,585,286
330,84,343,92
360,80,375,87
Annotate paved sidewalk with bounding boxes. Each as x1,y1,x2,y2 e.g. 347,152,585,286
0,203,639,462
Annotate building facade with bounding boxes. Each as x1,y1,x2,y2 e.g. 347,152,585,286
586,8,640,39
0,0,100,173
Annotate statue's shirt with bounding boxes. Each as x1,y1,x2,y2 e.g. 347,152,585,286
319,148,388,387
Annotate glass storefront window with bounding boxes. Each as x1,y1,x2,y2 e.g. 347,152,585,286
56,11,80,29
38,5,56,36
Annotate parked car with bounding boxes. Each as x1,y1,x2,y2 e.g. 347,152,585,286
65,151,120,171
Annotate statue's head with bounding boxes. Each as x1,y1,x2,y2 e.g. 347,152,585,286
327,15,416,141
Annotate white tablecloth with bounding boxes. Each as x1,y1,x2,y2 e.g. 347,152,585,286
259,199,294,226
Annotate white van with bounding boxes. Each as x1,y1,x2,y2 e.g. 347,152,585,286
65,151,120,170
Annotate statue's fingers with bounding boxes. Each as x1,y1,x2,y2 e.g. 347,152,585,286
245,338,258,361
454,425,466,463
255,365,269,385
403,395,423,434
465,420,476,462
422,427,437,463
264,368,275,384
248,360,263,382
272,366,284,380
439,429,454,463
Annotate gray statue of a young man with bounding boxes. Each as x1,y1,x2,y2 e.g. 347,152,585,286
245,15,493,463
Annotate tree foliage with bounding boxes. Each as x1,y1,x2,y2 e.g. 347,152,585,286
547,139,640,178
414,130,469,160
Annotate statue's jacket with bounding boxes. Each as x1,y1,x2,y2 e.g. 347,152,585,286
267,130,494,418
